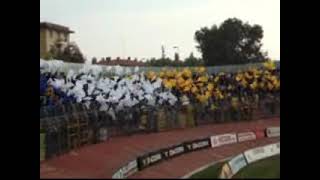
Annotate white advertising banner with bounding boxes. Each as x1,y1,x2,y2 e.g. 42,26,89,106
267,142,280,156
275,142,280,154
122,160,138,178
210,133,237,148
263,144,279,157
228,153,248,175
112,160,138,179
112,169,123,179
266,127,280,138
237,132,256,142
244,146,269,164
244,143,280,164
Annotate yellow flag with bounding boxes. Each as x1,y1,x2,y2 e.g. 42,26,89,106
205,91,211,98
191,86,199,94
219,163,233,179
159,71,165,78
207,83,214,91
211,104,217,110
268,82,273,90
263,60,276,70
241,80,247,87
214,76,219,82
182,68,192,78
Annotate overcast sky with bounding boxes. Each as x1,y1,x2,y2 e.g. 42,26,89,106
40,0,280,62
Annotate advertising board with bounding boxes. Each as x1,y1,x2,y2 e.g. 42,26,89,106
228,153,248,175
112,160,138,179
210,133,237,148
137,150,163,170
184,138,211,152
244,145,270,164
237,132,256,142
266,127,280,138
162,144,186,159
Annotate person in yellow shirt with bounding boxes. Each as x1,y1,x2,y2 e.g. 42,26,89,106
267,82,274,91
240,79,248,88
263,60,276,71
147,71,157,81
182,68,192,78
207,83,214,91
191,85,199,94
250,80,258,91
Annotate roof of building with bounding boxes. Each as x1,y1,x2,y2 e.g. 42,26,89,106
40,22,74,33
96,58,145,66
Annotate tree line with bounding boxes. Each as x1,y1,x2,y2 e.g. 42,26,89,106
144,52,204,67
44,17,269,66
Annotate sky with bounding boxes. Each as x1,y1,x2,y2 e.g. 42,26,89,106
40,0,280,62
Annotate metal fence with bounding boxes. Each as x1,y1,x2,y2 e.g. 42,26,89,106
40,61,280,76
40,97,280,160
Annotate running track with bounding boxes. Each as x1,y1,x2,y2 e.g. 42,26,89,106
40,118,280,178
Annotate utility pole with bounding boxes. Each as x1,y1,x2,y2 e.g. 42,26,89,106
161,45,166,59
173,46,180,61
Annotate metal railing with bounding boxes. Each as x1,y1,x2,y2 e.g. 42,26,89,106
40,97,279,161
40,60,280,76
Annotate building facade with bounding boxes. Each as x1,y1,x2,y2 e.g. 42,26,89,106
40,22,74,58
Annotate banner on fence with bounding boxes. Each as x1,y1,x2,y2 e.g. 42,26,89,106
219,163,233,179
112,161,137,179
184,138,211,152
112,169,123,179
266,127,280,138
137,150,163,170
228,153,248,175
237,132,256,142
210,133,237,148
274,142,280,154
265,143,280,157
112,162,136,179
244,145,270,164
162,144,186,159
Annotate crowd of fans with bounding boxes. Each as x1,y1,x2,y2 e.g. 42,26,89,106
40,60,280,159
40,59,280,133
40,60,280,120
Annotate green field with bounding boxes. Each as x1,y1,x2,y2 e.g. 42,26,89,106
233,155,280,178
190,161,225,179
190,155,280,179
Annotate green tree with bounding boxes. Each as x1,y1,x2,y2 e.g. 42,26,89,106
184,52,204,66
174,52,180,62
92,57,97,64
42,52,54,60
49,41,86,63
195,18,267,66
